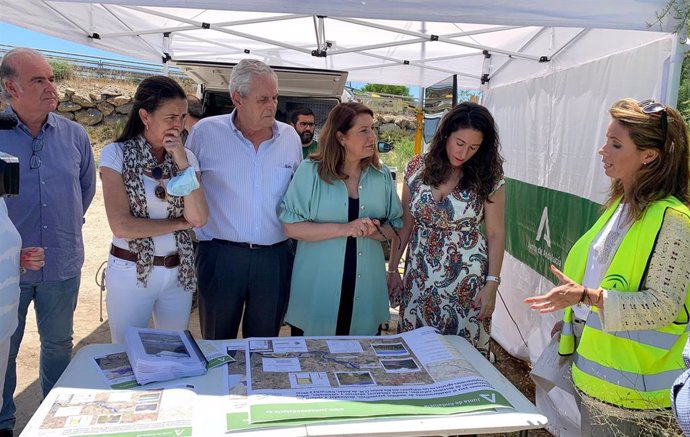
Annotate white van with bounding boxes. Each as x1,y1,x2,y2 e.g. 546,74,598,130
175,60,348,126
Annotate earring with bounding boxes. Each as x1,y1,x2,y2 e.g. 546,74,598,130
145,124,149,131
642,161,647,165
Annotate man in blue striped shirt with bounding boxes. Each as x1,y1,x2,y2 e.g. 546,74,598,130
187,59,302,340
0,48,96,437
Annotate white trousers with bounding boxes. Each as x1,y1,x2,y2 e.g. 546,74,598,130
105,254,192,343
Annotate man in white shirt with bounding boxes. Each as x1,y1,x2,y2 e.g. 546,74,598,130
186,59,301,339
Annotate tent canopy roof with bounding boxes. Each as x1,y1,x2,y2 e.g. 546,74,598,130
0,1,683,88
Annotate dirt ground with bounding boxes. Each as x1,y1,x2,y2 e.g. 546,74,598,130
11,181,550,436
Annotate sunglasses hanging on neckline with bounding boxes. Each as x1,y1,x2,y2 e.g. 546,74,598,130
146,166,167,201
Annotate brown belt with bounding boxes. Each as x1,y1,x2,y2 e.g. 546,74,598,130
110,245,180,268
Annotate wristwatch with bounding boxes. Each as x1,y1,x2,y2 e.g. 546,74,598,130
486,275,501,284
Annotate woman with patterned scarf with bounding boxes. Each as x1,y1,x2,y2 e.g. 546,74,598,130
100,76,208,343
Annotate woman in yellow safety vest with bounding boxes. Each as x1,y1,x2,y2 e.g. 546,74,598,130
524,98,690,436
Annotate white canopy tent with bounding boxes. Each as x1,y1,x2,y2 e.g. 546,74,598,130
0,1,684,96
1,2,688,435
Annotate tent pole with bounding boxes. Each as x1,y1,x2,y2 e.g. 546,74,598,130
162,32,171,77
664,28,687,107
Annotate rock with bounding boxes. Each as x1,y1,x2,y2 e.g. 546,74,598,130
59,93,70,103
71,93,96,108
97,102,115,116
104,113,128,126
74,108,103,126
56,111,74,120
107,95,131,106
64,87,75,98
101,87,124,100
57,101,82,112
89,93,102,103
378,123,400,133
115,103,133,115
383,115,397,124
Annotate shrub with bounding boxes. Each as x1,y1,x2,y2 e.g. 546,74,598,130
378,129,417,173
48,59,74,81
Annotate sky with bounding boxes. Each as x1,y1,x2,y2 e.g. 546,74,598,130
0,22,146,63
0,21,420,96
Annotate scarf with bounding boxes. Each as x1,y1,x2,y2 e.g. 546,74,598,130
121,134,196,292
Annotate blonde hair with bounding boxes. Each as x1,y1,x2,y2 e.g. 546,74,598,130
605,98,690,220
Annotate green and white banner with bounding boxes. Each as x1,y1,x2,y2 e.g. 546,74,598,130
504,178,600,280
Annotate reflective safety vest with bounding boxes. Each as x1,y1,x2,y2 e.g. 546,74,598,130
558,196,690,409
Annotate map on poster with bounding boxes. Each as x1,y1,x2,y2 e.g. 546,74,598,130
243,327,513,425
34,386,194,437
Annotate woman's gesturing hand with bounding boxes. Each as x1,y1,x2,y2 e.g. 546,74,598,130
523,264,584,313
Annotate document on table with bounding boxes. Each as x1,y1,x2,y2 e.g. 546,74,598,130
91,352,139,389
241,327,514,426
25,386,195,436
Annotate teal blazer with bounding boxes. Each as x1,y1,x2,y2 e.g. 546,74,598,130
279,159,403,335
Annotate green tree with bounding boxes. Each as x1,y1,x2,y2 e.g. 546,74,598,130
362,83,410,96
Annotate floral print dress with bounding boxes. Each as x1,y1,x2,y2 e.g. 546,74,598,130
399,155,504,357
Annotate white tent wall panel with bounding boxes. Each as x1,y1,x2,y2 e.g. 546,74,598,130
488,30,670,88
487,36,673,198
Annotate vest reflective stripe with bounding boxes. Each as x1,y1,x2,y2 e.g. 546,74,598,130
574,353,681,393
561,321,573,336
586,312,683,351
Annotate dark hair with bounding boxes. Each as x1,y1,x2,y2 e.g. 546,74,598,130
422,102,504,202
116,76,187,142
289,106,315,125
606,98,690,218
313,102,379,183
186,94,204,119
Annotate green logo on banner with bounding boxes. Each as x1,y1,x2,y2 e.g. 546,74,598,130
505,179,601,280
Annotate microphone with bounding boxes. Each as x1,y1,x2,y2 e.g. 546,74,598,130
0,112,18,130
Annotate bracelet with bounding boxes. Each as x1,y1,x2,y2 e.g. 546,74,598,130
485,275,501,284
386,269,398,274
588,288,603,306
579,286,588,304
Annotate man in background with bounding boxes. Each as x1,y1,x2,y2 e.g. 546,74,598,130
187,59,301,340
289,106,318,159
0,47,96,437
181,94,204,144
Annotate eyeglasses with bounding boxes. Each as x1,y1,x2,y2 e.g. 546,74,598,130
298,121,315,129
29,139,44,169
639,99,668,147
151,166,167,201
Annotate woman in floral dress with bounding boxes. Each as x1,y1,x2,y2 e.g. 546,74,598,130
387,102,505,357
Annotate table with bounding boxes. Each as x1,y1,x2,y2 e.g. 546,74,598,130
20,336,547,436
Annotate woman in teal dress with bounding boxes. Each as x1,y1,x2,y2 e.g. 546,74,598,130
280,102,403,336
